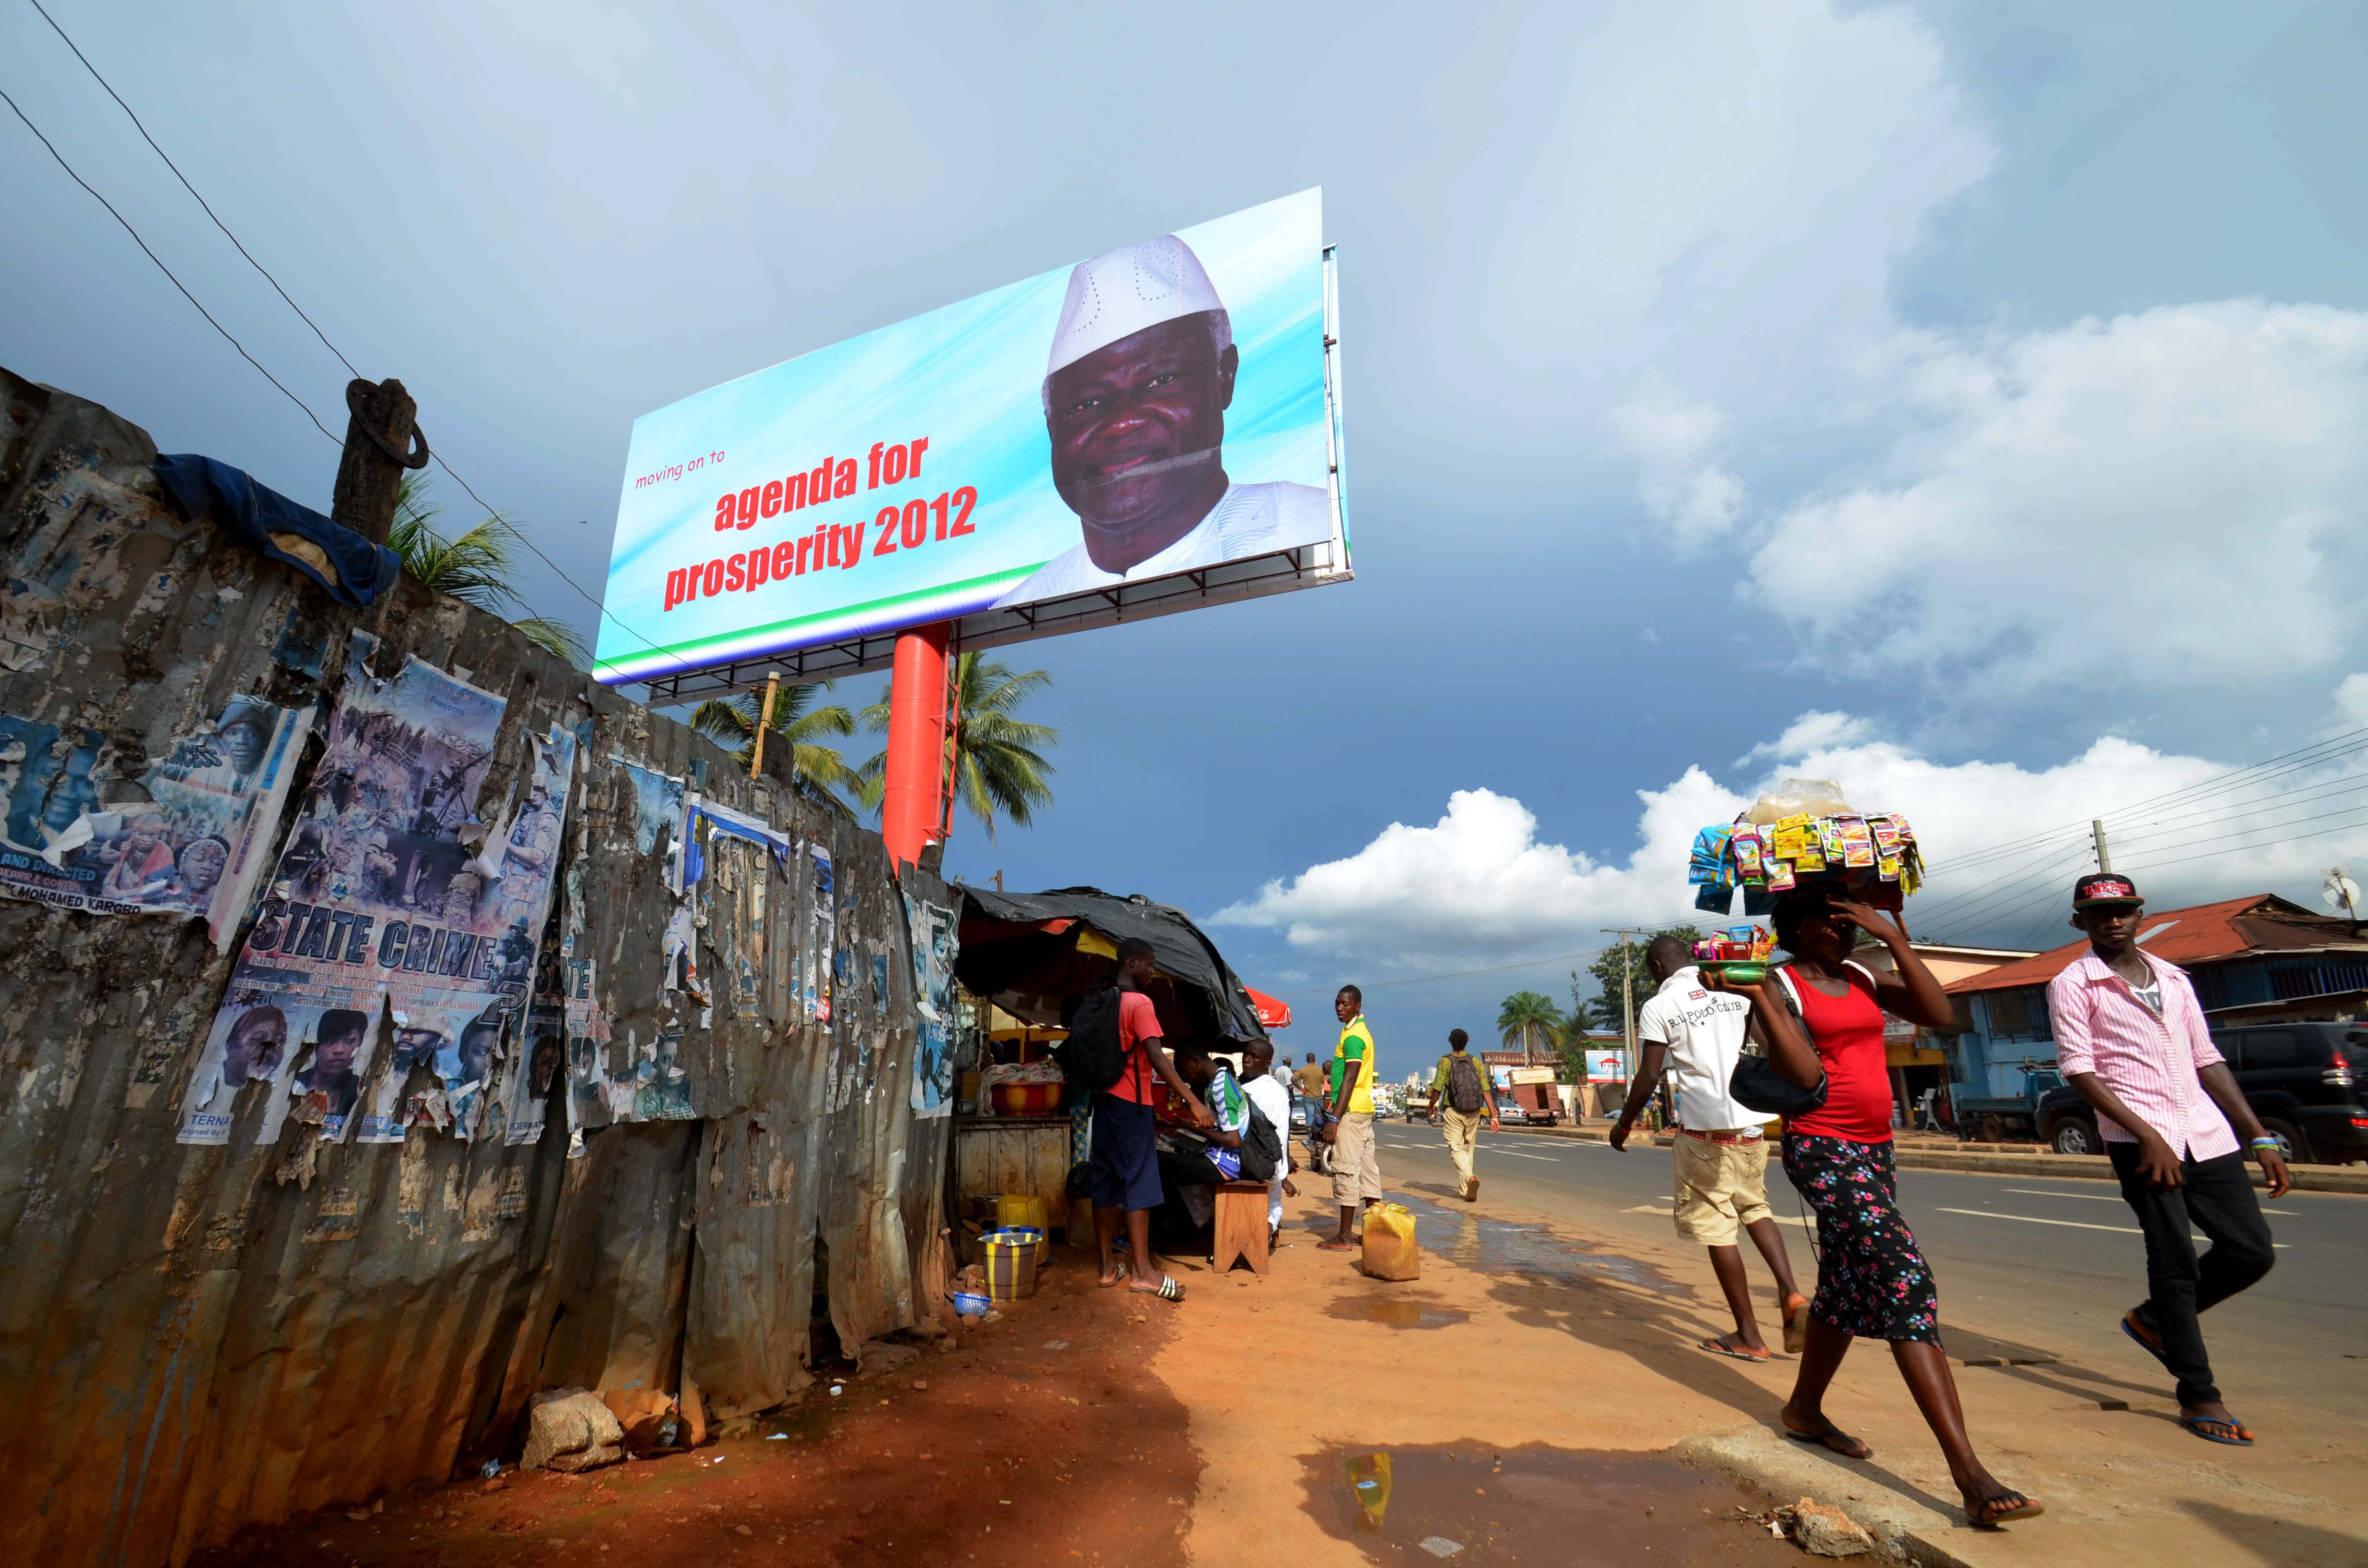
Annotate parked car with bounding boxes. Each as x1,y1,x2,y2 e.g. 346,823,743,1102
1956,1061,2063,1143
2034,1023,2368,1164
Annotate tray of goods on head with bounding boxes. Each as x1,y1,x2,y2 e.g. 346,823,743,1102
1692,925,1776,985
1688,777,1924,919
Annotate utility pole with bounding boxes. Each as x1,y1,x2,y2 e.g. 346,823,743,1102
331,378,429,546
2091,819,2113,874
747,671,781,781
1599,927,1665,1083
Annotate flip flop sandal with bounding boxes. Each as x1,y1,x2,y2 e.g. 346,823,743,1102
1129,1274,1185,1303
2176,1414,2255,1446
1700,1336,1772,1363
1098,1263,1129,1289
1781,1298,1809,1356
1316,1239,1357,1252
2121,1309,2170,1367
1964,1489,2044,1527
1782,1423,1871,1459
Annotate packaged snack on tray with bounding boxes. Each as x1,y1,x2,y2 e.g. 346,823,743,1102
1730,824,1765,879
1869,817,1901,854
1689,824,1733,886
1769,816,1811,862
1837,815,1877,869
1766,858,1798,891
1877,849,1902,882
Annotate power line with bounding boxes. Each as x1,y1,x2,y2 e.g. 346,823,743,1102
1268,945,1617,997
27,0,361,380
6,45,701,683
0,84,345,446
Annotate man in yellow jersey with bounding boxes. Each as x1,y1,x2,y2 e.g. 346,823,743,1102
1319,984,1385,1251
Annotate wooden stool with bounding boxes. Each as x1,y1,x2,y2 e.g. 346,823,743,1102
1210,1180,1270,1276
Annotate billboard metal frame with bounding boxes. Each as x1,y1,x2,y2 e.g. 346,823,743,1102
637,245,1351,706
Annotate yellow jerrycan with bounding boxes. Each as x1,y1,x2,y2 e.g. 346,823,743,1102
1360,1202,1420,1281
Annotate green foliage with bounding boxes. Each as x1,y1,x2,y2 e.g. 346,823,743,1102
855,653,1057,845
1577,927,1705,1032
690,681,858,810
1496,989,1566,1061
389,475,586,665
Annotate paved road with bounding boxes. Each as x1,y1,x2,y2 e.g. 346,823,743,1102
1346,1117,2368,1426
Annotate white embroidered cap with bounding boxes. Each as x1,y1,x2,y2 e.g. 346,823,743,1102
1044,233,1229,378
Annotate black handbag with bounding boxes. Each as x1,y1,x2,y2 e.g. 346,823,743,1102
1727,967,1830,1118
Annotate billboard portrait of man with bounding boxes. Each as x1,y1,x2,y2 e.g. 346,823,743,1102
992,232,1330,609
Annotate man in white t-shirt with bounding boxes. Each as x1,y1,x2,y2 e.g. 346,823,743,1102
992,233,1331,611
1611,934,1807,1363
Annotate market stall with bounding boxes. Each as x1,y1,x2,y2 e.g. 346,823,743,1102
945,884,1272,1250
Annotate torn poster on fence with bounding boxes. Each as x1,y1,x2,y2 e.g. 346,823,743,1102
0,696,309,941
175,634,576,1146
907,893,960,1118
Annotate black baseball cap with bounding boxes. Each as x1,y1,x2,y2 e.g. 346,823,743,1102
2072,873,2143,909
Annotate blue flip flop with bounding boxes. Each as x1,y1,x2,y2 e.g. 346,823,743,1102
2121,1310,2169,1367
2176,1414,2254,1446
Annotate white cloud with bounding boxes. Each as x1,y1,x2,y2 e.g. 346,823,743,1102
1751,301,2368,699
1216,704,2368,968
2336,674,2368,730
1612,385,1745,547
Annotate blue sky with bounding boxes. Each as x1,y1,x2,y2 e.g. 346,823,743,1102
4,2,2363,1068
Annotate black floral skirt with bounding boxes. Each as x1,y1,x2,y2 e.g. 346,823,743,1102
1780,1134,1941,1344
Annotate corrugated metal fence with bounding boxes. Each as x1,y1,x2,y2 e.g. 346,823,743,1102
0,370,952,1566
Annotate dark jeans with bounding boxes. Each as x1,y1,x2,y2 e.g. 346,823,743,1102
2107,1143,2276,1407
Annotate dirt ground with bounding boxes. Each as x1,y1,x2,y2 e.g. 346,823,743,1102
193,1252,1201,1568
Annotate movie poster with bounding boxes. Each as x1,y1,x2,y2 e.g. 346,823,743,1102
0,696,309,943
906,894,960,1118
175,634,576,1146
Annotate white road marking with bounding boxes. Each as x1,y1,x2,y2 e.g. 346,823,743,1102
2002,1188,2124,1202
1937,1207,2287,1248
1492,1150,1564,1162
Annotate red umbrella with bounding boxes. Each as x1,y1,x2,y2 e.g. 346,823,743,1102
1245,987,1293,1030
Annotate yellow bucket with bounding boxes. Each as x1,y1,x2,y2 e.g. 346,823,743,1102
994,1193,1050,1232
981,1229,1040,1301
1361,1203,1419,1281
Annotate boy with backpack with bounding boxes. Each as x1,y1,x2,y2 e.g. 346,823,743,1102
1425,1028,1501,1202
1239,1040,1298,1239
1060,938,1209,1305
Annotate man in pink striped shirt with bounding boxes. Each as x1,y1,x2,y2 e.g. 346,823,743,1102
2047,874,2288,1447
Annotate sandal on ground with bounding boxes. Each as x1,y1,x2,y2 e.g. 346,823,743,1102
1780,1419,1871,1459
2177,1414,2255,1446
1962,1487,2044,1527
1699,1335,1772,1363
1128,1274,1185,1303
1317,1238,1357,1252
2121,1308,2169,1367
1098,1263,1129,1289
1781,1296,1809,1356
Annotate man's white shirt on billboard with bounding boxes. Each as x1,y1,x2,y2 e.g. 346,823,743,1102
991,479,1328,609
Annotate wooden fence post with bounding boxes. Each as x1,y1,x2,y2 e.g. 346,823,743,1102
332,378,428,546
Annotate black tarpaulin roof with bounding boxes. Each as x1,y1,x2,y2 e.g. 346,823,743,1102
952,884,1270,1047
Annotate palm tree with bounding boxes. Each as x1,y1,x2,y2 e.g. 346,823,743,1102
390,475,586,665
1497,989,1567,1066
854,653,1056,845
690,681,858,809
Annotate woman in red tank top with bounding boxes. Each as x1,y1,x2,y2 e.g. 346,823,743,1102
1706,893,2042,1529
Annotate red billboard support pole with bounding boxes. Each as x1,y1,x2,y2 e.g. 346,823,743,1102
881,622,950,871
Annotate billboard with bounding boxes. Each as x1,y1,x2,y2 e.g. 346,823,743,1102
594,189,1345,692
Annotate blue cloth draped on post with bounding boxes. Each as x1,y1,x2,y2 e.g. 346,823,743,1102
153,453,400,608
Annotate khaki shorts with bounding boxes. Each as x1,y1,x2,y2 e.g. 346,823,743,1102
1672,1130,1772,1247
1331,1111,1385,1205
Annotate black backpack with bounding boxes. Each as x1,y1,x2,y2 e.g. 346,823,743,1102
1056,986,1129,1093
1239,1100,1283,1183
1446,1053,1487,1113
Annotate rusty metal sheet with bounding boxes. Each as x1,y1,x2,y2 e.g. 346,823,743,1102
0,368,954,1567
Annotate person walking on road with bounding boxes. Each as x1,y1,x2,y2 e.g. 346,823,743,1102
1319,986,1383,1251
1704,893,2041,1529
1425,1029,1500,1202
2047,873,2287,1446
1612,934,1808,1361
1294,1053,1328,1100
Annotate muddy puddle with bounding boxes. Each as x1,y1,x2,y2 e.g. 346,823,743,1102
1391,1194,1688,1296
1310,1442,1797,1565
1324,1295,1470,1330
